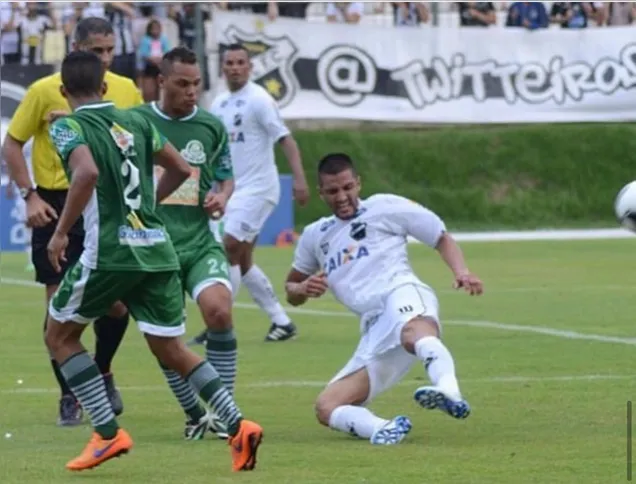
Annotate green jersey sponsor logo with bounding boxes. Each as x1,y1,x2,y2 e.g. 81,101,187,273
180,139,207,165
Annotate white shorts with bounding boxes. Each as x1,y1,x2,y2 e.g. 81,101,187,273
328,283,440,405
222,194,276,243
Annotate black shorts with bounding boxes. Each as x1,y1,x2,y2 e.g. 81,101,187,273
31,187,85,286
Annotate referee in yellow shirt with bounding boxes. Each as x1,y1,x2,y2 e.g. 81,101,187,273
2,18,143,427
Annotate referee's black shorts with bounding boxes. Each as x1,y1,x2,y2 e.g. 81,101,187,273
31,187,84,286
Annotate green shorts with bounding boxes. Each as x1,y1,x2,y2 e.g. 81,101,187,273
179,245,231,302
49,262,185,337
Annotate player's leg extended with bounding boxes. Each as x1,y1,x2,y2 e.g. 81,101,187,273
315,367,412,446
225,236,297,342
46,265,134,471
32,228,84,426
398,288,470,419
92,300,129,417
131,271,263,472
190,249,237,396
156,257,224,441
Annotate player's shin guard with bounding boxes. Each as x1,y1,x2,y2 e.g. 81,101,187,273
328,405,389,439
205,328,237,396
93,313,130,375
186,361,242,436
59,351,119,439
414,336,461,398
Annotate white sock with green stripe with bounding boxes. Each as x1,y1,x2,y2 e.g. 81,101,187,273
186,361,242,436
206,328,237,396
59,351,118,439
158,361,207,422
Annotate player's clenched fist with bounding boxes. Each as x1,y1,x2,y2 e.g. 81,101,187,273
300,273,329,298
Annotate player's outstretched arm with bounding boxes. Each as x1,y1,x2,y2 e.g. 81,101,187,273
435,232,484,296
285,269,328,306
154,141,191,202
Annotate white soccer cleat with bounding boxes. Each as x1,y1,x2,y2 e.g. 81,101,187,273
370,416,412,445
413,386,471,419
207,412,229,440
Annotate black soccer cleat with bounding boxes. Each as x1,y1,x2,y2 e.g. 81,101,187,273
186,329,207,347
57,394,83,426
264,322,297,342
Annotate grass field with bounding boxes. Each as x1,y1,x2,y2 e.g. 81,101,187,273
0,239,634,483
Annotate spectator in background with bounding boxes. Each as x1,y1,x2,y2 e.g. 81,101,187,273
505,1,548,29
137,2,168,19
62,2,106,54
170,3,211,90
105,2,137,80
1,3,21,64
266,1,310,20
326,2,364,23
393,2,429,26
586,2,607,25
17,2,56,65
137,19,170,102
550,2,588,28
607,2,636,25
457,2,496,27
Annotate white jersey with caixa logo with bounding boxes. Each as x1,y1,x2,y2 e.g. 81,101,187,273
292,194,447,321
209,82,289,204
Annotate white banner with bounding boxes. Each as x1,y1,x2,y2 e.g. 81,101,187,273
213,12,636,124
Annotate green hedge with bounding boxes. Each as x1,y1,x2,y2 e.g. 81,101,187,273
275,124,636,230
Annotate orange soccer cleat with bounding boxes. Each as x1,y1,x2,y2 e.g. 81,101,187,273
228,419,263,472
66,428,133,471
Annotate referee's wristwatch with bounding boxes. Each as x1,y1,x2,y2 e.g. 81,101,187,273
19,187,36,201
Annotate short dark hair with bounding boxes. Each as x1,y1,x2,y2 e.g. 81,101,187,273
61,51,105,97
223,43,249,58
74,17,114,44
161,47,198,76
146,19,161,36
318,153,356,177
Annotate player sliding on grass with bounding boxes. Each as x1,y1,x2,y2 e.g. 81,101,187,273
45,51,263,472
132,47,238,440
285,153,482,445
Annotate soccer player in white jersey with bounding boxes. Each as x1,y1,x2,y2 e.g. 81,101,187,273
200,43,310,343
284,153,483,445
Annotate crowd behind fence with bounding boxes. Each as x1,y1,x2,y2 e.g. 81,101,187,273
1,2,636,102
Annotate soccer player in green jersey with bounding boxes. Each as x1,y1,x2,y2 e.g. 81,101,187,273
131,47,238,441
45,51,263,472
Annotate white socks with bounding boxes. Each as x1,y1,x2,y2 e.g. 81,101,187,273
414,336,461,399
328,405,389,439
229,265,242,301
242,265,291,326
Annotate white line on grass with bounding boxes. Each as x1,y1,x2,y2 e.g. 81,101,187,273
2,277,636,346
2,374,634,396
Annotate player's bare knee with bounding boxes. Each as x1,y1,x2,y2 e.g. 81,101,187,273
223,234,243,265
145,333,183,367
44,318,80,354
400,316,440,354
107,301,128,318
198,287,233,330
314,393,337,426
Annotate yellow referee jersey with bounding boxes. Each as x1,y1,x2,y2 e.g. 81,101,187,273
7,70,143,190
